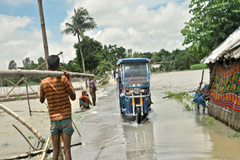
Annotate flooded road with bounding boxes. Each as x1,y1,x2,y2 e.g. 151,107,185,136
71,69,240,160
1,70,240,159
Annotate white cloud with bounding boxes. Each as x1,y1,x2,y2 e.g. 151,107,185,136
0,28,75,70
0,15,41,69
0,15,32,41
63,0,191,53
0,12,75,69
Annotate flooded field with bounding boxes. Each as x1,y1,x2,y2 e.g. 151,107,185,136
1,70,240,159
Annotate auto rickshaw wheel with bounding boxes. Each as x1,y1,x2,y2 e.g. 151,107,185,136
136,107,141,124
120,108,123,114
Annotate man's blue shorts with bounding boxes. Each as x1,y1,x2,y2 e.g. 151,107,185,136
50,118,74,136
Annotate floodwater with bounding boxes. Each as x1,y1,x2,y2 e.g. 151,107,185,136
1,70,240,160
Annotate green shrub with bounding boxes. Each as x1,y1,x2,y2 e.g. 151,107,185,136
101,76,110,85
190,64,208,70
234,132,240,138
184,104,191,111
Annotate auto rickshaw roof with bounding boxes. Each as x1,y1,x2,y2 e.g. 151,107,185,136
117,58,151,65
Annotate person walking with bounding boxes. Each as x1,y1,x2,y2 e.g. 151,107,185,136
89,78,97,106
40,55,76,160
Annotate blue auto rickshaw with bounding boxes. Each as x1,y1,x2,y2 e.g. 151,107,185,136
117,58,151,124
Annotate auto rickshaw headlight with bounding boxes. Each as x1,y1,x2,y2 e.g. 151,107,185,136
133,88,140,94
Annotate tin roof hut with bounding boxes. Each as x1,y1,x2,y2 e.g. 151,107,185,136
201,27,240,131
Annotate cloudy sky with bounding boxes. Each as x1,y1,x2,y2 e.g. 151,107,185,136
0,0,191,69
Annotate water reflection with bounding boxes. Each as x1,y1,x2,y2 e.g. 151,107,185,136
150,89,213,160
122,119,157,160
194,113,240,159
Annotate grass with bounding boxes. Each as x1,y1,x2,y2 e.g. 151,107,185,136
234,132,240,138
101,76,110,86
15,96,22,99
2,142,9,147
190,64,208,70
18,82,40,87
165,91,189,102
184,104,191,111
206,116,215,124
165,91,197,111
198,115,215,125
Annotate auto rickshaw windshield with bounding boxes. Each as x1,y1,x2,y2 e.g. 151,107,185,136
124,62,149,87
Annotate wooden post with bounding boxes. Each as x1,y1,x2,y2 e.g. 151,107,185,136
3,78,25,92
25,80,32,116
39,137,51,160
72,121,81,137
38,0,49,68
1,77,24,103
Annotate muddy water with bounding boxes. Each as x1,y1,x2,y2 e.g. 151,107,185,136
1,70,240,159
0,81,86,159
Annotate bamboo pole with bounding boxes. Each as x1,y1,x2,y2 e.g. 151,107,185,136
1,77,24,103
0,69,94,79
0,104,45,143
38,137,51,160
38,0,49,67
3,78,25,92
72,121,81,137
0,92,38,98
12,124,35,150
1,142,82,160
25,81,32,116
0,95,39,102
31,110,48,113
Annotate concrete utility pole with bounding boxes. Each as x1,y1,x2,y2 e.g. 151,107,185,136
38,0,49,68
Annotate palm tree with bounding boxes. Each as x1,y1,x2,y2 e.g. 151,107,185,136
62,7,97,73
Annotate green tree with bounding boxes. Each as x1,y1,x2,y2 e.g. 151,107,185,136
22,57,31,69
62,7,97,73
181,0,240,61
151,49,171,62
95,60,113,78
133,52,152,59
75,36,103,73
8,60,17,70
37,57,45,70
66,58,81,72
108,45,127,67
173,49,196,70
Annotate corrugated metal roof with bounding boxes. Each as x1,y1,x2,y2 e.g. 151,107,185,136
201,27,240,64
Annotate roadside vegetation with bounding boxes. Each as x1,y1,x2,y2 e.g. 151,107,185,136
165,91,216,125
190,64,208,70
165,91,197,111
